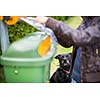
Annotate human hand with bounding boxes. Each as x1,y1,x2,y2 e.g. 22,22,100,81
35,16,48,24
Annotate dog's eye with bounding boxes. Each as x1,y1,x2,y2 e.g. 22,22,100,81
61,55,65,58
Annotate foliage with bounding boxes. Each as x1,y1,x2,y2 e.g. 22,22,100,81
8,16,69,42
8,21,37,43
51,16,70,21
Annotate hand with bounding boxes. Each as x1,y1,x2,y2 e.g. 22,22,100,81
35,16,48,24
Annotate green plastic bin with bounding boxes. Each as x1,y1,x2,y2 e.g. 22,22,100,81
0,32,56,83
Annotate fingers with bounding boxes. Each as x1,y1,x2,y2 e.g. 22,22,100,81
35,16,48,24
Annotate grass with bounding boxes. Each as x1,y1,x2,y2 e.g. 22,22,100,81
50,16,82,76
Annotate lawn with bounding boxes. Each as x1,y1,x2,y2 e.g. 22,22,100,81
50,16,82,76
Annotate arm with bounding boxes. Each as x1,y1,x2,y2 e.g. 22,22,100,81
46,18,100,47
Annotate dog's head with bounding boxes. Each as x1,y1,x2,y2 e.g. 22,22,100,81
55,53,72,71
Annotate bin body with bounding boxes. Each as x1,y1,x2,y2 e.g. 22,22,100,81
0,32,56,83
4,64,50,83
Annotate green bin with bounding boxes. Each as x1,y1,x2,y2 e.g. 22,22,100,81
0,32,56,83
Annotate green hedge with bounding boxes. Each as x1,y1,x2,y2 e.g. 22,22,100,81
51,16,69,21
8,21,37,43
8,16,69,43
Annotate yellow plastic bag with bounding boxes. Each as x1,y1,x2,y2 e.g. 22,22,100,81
38,35,51,56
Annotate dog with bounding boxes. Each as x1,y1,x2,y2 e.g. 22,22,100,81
49,53,72,83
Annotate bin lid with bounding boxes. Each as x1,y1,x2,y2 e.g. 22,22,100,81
0,32,56,67
2,32,52,58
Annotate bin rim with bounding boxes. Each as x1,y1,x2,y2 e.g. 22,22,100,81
0,44,56,67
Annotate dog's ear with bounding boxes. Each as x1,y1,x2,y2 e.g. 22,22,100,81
55,54,61,59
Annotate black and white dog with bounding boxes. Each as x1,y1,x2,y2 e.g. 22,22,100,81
49,53,72,83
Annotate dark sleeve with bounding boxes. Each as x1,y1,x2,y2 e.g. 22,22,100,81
46,18,100,47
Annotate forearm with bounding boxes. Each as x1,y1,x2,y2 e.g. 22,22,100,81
46,18,73,47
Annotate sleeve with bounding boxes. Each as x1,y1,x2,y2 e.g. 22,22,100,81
46,18,100,47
